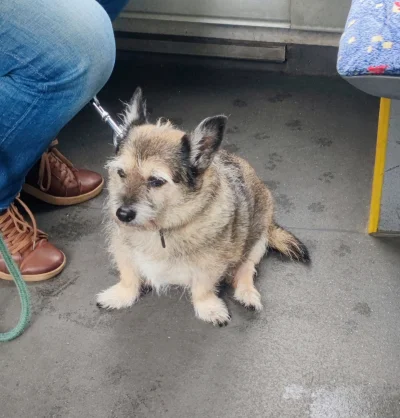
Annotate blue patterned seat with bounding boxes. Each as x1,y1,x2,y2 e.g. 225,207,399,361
338,0,400,77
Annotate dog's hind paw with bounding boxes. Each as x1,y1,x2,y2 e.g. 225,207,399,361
234,285,263,311
96,283,138,310
194,295,231,326
140,283,153,296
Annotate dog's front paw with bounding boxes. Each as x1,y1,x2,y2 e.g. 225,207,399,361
194,295,231,326
234,285,263,311
96,283,139,309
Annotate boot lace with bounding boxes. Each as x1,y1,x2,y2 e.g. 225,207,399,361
0,197,47,256
38,139,77,192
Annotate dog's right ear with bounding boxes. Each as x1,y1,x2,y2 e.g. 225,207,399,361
115,87,148,149
189,115,227,171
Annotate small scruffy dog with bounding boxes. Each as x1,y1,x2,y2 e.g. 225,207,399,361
97,88,309,326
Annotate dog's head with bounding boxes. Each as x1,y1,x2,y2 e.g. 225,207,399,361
106,87,227,229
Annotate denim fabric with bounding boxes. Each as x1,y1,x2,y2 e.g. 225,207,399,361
0,0,128,209
99,0,130,21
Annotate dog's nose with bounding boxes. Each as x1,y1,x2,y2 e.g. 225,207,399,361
116,207,136,223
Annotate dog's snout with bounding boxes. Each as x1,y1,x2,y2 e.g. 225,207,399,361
116,207,136,223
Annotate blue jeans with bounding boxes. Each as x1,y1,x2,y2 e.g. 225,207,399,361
0,0,128,210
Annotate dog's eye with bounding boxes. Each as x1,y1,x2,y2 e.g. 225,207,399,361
117,169,126,178
148,176,166,188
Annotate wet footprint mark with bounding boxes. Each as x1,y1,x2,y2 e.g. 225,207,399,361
308,202,326,213
344,319,358,335
333,243,352,257
254,132,271,141
226,126,240,134
305,239,318,252
353,302,372,317
263,180,280,191
233,99,247,108
314,137,333,147
268,92,292,103
275,193,295,214
106,364,130,385
319,171,335,183
285,119,302,131
265,152,283,170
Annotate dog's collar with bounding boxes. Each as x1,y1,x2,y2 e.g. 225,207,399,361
159,229,166,248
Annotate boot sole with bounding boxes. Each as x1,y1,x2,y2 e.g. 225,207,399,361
22,179,104,206
0,253,66,282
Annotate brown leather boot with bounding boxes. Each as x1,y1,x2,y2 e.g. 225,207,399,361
23,139,104,206
0,197,66,281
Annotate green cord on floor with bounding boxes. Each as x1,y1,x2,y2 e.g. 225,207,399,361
0,233,31,342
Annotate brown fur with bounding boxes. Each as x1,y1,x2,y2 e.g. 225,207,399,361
97,88,310,325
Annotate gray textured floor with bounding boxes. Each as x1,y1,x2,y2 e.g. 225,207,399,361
381,99,400,233
1,62,400,418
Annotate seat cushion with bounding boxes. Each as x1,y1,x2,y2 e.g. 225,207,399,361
337,0,400,77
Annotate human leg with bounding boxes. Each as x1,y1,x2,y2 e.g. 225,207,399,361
0,0,116,279
0,0,116,210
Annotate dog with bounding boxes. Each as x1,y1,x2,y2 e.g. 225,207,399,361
97,87,310,326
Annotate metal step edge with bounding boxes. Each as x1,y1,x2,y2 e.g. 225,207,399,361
116,37,286,62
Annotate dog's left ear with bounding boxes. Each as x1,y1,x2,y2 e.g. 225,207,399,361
115,87,148,148
189,115,227,171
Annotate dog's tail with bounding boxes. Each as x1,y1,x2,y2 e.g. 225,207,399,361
269,223,310,263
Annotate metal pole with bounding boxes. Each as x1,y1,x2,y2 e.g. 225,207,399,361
91,96,124,139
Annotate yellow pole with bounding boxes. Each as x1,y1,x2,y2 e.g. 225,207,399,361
368,98,391,234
